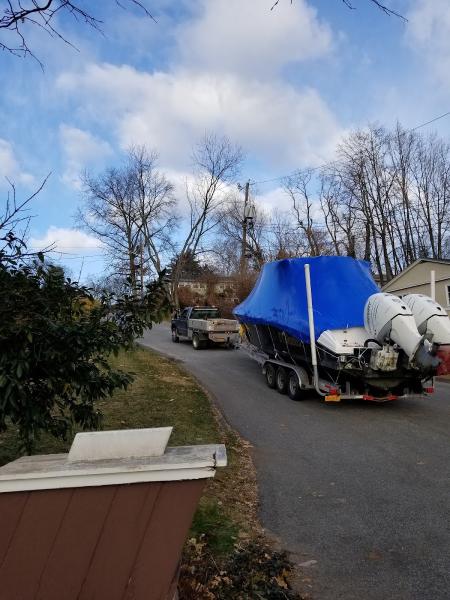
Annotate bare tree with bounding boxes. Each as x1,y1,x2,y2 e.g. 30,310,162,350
283,170,329,257
78,147,175,294
214,192,268,274
170,133,243,305
1,175,51,262
319,173,358,257
412,134,450,260
0,0,154,65
310,124,450,283
128,146,177,279
262,210,305,260
79,164,139,292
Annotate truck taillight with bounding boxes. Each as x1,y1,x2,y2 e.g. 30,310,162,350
424,386,434,394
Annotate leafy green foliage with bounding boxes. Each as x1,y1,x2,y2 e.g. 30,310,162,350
0,253,170,453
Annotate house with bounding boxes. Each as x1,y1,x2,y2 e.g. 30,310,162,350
178,276,237,299
178,278,209,297
382,259,450,313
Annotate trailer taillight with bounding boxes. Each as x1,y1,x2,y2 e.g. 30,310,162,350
424,386,434,394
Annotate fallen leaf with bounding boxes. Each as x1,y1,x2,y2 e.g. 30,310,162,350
299,559,318,568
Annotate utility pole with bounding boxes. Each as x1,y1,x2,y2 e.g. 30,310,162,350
240,180,250,278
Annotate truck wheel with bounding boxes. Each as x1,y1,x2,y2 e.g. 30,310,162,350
192,334,202,350
265,363,276,388
288,371,304,401
171,328,179,343
276,367,288,394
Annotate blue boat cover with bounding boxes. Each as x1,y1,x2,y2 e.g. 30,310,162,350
233,256,379,341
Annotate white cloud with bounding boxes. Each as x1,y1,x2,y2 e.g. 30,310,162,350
256,186,292,215
57,64,343,170
177,0,333,77
59,125,113,189
54,0,343,185
0,139,35,187
407,0,450,86
29,226,103,252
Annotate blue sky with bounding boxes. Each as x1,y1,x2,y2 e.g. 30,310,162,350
1,0,449,280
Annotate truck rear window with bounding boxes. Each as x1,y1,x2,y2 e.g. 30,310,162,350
191,309,220,319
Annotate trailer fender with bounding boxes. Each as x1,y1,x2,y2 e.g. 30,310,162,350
293,366,310,389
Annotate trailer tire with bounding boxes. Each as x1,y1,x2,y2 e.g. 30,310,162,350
265,363,276,388
276,367,288,394
192,334,202,350
171,328,179,343
287,371,304,401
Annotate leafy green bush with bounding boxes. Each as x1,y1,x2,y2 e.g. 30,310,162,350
0,256,169,453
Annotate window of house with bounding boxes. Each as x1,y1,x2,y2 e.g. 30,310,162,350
446,285,450,307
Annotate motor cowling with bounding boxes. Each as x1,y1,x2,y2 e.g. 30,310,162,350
402,294,450,344
364,293,439,371
403,294,450,375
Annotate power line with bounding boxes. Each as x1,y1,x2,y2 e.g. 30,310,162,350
249,110,450,187
28,246,103,250
50,255,106,261
411,111,450,131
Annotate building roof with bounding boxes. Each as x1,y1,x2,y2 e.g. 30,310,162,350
178,276,236,284
382,258,450,291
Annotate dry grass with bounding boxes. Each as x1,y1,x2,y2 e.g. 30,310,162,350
0,345,305,598
0,346,258,537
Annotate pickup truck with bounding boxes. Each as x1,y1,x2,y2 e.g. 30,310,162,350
171,306,240,349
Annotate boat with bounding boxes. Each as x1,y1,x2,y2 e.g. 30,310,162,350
233,256,450,402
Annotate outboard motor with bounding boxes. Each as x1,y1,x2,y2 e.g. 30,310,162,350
403,294,450,375
364,293,439,371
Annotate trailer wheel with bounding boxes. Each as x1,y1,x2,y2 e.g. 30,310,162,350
265,363,276,388
171,328,179,343
192,334,202,350
276,367,288,394
287,371,303,401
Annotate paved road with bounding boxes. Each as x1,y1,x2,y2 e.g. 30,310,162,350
141,324,450,600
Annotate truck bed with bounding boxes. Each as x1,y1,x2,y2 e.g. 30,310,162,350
188,318,239,333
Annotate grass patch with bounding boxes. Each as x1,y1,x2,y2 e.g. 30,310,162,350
191,499,239,555
0,344,301,598
0,346,221,466
0,346,253,554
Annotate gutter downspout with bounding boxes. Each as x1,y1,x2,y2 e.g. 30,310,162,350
304,264,326,396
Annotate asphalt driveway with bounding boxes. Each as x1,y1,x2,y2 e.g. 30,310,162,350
140,324,450,600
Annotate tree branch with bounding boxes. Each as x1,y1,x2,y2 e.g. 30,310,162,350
0,0,156,64
272,0,406,20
